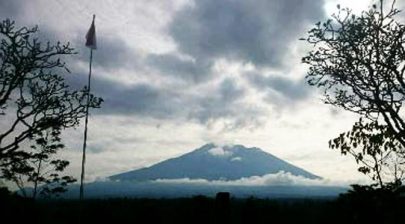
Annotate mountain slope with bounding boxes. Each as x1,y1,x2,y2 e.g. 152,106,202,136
110,143,320,181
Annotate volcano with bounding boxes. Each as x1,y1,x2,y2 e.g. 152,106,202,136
110,143,320,181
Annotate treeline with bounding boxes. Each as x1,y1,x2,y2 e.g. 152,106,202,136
1,187,405,224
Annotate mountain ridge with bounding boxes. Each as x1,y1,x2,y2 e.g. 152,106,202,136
110,143,320,181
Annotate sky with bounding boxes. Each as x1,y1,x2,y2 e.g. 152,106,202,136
1,0,389,184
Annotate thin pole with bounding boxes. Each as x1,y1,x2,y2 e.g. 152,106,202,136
80,48,93,200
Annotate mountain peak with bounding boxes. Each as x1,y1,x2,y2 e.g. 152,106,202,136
110,143,320,181
197,143,259,159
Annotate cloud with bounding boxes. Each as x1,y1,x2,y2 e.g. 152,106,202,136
65,74,265,127
231,157,242,162
146,53,212,83
0,0,371,184
0,0,315,128
188,78,253,124
154,171,370,187
78,36,141,71
208,147,233,157
66,74,181,118
169,0,325,68
0,1,21,20
247,73,312,107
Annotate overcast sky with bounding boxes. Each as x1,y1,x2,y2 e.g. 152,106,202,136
1,0,386,184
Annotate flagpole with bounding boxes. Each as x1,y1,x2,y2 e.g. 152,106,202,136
80,48,93,200
80,15,95,200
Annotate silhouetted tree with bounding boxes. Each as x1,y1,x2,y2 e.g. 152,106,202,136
302,0,405,145
302,0,405,186
330,118,404,186
0,19,102,182
1,128,76,198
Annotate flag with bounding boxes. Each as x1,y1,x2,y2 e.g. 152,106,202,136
85,15,97,49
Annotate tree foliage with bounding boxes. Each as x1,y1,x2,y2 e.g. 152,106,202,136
1,128,76,198
302,0,405,147
0,19,102,195
302,0,405,185
330,118,405,186
0,19,101,168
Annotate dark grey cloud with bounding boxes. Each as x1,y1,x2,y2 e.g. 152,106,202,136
97,82,179,118
169,0,325,68
247,73,312,106
189,78,247,123
66,74,264,127
0,1,140,73
0,1,59,43
73,35,141,71
65,74,181,118
2,1,258,126
0,0,22,20
0,0,321,128
146,53,212,83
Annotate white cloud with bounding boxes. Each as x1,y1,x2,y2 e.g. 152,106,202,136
208,147,233,157
154,171,371,187
231,157,242,162
324,0,372,15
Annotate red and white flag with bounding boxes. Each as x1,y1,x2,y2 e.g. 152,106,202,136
85,15,97,49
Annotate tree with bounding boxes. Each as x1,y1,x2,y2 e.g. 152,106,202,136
0,19,102,172
301,0,405,185
302,0,405,146
1,128,76,198
329,118,405,187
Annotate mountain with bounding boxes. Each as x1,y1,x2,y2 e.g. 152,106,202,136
110,143,320,181
59,144,345,199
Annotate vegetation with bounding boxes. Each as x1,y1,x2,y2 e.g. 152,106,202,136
0,193,404,224
1,128,76,199
330,118,405,187
302,0,405,186
0,19,102,196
